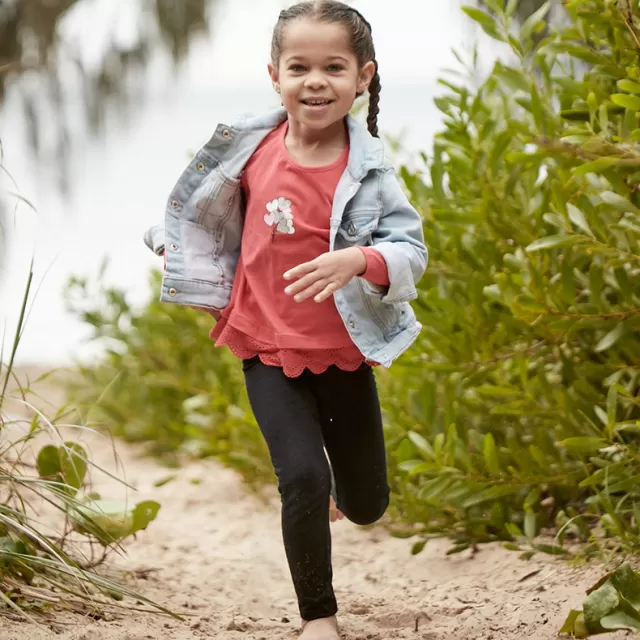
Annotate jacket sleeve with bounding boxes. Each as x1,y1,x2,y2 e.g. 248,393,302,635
143,223,165,256
368,168,428,304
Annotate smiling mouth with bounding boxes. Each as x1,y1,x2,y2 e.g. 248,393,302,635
301,99,335,106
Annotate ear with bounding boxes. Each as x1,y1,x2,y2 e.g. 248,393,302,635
268,63,279,86
357,61,376,95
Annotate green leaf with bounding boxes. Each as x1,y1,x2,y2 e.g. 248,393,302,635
505,0,518,18
461,485,518,509
595,323,626,353
600,191,639,212
36,445,62,480
411,540,427,555
610,563,640,604
461,7,503,40
573,157,619,176
611,94,640,111
483,433,501,475
524,508,538,539
59,443,88,491
407,431,435,460
560,437,607,455
617,79,640,94
600,610,640,631
154,474,177,488
606,384,617,430
520,1,550,42
130,501,161,536
584,582,620,630
525,235,582,252
567,204,593,236
559,610,582,634
532,543,571,556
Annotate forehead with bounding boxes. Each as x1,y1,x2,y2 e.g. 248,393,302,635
279,19,354,60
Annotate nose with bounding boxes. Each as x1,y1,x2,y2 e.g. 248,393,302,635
304,70,327,90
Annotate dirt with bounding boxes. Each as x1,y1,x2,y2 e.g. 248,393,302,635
0,368,630,640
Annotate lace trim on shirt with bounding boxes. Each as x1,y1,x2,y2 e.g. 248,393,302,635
212,321,375,378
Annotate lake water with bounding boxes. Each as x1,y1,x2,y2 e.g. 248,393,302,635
0,0,484,365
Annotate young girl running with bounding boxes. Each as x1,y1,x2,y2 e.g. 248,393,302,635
145,2,427,637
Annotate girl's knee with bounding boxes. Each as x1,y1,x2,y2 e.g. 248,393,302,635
279,464,332,501
342,485,390,526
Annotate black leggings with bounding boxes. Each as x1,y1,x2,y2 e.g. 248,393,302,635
242,357,390,621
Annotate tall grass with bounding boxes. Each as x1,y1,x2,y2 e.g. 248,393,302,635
0,146,174,626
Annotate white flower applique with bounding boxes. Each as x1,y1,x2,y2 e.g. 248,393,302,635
264,197,295,240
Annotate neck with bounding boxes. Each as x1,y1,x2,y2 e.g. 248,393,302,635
285,117,348,149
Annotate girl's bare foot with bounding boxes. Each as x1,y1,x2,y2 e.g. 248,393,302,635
300,616,340,639
329,496,344,523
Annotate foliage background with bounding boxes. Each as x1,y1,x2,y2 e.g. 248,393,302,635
64,0,640,564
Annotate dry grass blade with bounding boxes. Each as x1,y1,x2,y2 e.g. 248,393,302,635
0,589,42,626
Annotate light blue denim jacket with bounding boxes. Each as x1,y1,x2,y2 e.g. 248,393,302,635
143,108,427,367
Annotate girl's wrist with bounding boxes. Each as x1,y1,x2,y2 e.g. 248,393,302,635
352,246,368,276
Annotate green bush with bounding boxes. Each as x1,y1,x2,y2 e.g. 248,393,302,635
66,0,640,559
382,0,640,554
65,269,274,489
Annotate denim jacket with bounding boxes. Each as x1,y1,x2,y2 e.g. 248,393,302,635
143,108,427,367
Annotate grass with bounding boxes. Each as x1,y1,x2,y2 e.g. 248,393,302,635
0,150,178,627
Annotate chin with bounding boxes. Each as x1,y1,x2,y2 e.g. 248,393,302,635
293,108,349,130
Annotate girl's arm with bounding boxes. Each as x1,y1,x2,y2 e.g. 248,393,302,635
366,169,428,304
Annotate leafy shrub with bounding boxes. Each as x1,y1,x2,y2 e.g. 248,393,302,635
65,268,274,489
382,0,640,555
65,0,640,561
561,562,640,636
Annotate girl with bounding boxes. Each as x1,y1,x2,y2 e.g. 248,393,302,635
144,2,427,638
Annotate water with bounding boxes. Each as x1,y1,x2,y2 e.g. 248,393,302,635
0,0,476,365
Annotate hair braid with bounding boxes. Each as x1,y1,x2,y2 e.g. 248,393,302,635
367,63,381,138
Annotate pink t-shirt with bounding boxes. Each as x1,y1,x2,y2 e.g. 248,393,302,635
210,121,389,378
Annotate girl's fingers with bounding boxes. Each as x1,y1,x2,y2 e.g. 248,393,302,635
313,281,341,303
283,260,317,281
284,270,323,297
292,278,330,303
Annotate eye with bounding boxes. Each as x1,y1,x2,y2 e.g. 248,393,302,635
327,64,344,73
289,64,306,72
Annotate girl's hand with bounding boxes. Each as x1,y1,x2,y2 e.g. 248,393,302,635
283,248,366,303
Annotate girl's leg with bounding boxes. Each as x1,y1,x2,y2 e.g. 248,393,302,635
242,357,337,622
312,364,390,526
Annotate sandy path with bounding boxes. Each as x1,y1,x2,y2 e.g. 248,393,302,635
0,370,628,640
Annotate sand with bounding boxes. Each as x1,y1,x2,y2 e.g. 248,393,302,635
0,369,629,640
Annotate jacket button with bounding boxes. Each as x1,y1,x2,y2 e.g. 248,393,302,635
348,222,356,236
171,200,179,209
196,162,205,171
169,288,177,297
222,129,231,139
170,243,178,251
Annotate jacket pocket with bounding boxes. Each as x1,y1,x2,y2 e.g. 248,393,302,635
336,215,379,246
194,171,241,229
358,281,401,331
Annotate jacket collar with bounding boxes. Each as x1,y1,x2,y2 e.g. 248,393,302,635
234,107,386,181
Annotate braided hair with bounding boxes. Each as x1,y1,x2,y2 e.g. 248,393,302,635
271,1,381,138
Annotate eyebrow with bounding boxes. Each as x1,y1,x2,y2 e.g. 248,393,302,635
284,55,350,64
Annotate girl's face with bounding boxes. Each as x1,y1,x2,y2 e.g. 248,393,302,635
269,19,375,132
